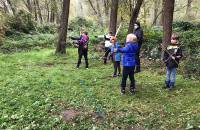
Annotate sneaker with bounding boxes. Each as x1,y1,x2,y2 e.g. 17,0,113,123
117,73,121,76
120,89,125,95
112,74,117,77
130,89,135,94
76,67,79,69
86,68,89,70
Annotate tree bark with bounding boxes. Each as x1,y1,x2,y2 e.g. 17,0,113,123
33,0,37,21
23,0,33,13
152,0,160,25
35,0,43,23
162,0,175,49
127,0,143,34
6,0,16,15
109,0,119,34
55,0,70,54
88,0,98,14
186,0,193,19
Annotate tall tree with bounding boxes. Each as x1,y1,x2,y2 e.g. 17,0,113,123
109,0,119,34
162,0,175,49
6,0,15,15
186,0,193,19
35,0,43,23
127,0,143,34
55,0,70,54
23,0,33,13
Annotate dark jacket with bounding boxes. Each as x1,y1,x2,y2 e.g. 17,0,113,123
71,34,89,53
134,28,143,48
163,44,182,68
117,42,139,67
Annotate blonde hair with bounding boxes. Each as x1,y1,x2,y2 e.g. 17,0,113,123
126,34,137,42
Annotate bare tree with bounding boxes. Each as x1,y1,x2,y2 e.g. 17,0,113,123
6,0,15,15
23,0,33,13
35,0,43,23
55,0,70,54
162,0,175,49
109,0,119,34
127,0,144,34
186,0,193,19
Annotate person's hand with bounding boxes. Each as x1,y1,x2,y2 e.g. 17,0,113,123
176,56,181,58
171,56,175,60
74,44,79,47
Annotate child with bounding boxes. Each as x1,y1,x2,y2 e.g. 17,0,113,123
71,31,89,69
163,33,182,89
104,32,113,64
110,36,121,77
115,34,139,95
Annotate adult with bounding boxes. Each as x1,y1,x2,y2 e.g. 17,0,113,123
133,21,143,73
71,32,89,69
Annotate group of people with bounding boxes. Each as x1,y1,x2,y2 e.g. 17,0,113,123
70,21,182,95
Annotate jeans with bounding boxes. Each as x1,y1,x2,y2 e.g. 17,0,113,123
165,67,176,87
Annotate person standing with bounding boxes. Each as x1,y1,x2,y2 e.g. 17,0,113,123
104,32,113,64
115,34,139,95
71,31,89,69
133,21,143,73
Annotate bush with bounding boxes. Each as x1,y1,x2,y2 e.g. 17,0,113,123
6,10,36,35
36,24,57,34
0,33,56,53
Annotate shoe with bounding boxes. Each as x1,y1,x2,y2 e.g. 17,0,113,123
120,89,125,95
117,73,121,76
130,88,135,94
112,74,117,77
86,68,89,69
76,67,79,69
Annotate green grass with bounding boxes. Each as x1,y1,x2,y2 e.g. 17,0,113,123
0,49,200,129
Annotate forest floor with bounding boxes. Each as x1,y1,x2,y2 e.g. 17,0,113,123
0,49,200,129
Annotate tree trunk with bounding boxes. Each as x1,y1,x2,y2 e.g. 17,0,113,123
127,0,143,34
55,0,70,54
96,0,103,26
6,0,15,15
33,0,37,21
186,0,193,19
23,0,33,13
35,0,43,23
162,0,175,49
50,0,56,23
152,0,160,25
109,0,119,34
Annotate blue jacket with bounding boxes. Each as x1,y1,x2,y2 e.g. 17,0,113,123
117,42,139,66
111,42,121,61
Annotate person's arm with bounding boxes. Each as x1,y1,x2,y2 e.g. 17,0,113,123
70,36,81,40
117,45,129,53
175,48,183,60
163,51,169,63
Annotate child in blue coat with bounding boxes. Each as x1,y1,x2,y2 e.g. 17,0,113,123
110,36,121,77
115,34,139,95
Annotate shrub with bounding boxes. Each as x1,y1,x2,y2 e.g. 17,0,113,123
6,10,36,35
36,24,57,34
0,33,56,53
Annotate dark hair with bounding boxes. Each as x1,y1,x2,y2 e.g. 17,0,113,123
84,32,88,35
135,21,141,27
109,32,113,35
